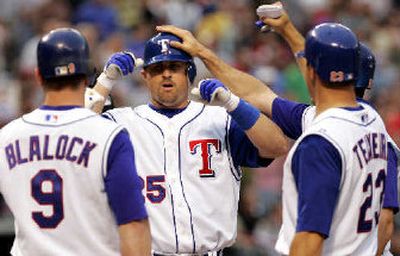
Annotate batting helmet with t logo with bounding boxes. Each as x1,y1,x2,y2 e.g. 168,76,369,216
143,32,197,83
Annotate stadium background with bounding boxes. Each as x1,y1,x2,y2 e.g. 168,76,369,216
0,0,399,255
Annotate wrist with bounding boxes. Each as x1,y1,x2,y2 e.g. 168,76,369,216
228,99,261,130
197,47,214,61
282,23,305,53
97,72,117,91
224,93,240,112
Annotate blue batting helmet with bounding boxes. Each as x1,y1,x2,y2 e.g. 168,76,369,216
143,32,197,83
37,28,90,80
356,42,375,91
303,23,359,84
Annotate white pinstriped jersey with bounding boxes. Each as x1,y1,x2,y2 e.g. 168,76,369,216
104,101,241,254
0,108,124,256
276,104,388,255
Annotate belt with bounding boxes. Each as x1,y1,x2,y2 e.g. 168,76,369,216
153,249,223,256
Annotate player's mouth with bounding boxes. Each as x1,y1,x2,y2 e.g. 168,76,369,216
161,82,174,90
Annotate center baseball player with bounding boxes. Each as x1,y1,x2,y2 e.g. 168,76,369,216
85,32,289,255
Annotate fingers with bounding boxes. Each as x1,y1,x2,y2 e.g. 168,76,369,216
156,25,188,38
198,79,225,102
169,40,185,50
260,11,289,27
157,25,191,50
123,51,144,68
107,52,135,75
199,79,210,102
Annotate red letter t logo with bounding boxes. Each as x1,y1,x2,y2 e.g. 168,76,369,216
189,139,221,177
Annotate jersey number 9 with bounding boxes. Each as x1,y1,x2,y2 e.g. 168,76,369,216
31,169,64,229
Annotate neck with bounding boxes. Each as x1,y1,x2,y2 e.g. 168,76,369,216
150,99,190,109
43,86,85,107
314,82,358,116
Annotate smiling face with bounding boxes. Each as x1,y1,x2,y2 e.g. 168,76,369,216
141,61,189,109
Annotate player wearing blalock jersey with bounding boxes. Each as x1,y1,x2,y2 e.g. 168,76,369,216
0,107,147,256
85,32,289,255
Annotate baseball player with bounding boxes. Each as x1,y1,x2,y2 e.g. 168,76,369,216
0,28,151,256
85,32,289,255
258,14,398,256
275,23,391,255
157,15,399,255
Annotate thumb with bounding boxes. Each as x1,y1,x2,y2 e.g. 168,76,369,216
190,87,205,102
213,87,231,104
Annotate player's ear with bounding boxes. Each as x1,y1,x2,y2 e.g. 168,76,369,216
140,69,150,88
34,67,44,86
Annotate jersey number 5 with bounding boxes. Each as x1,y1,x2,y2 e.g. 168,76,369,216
31,169,64,229
357,169,386,233
140,175,166,203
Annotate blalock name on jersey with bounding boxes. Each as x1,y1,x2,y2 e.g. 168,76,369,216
4,134,97,170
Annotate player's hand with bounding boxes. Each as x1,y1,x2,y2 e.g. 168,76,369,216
256,2,291,35
191,79,240,112
97,51,143,91
104,51,143,79
156,25,206,57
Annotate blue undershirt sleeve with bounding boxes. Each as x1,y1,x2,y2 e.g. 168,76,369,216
105,129,147,225
228,119,273,168
271,97,310,140
383,143,399,213
292,135,342,238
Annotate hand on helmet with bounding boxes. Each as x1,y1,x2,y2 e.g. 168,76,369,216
191,79,239,112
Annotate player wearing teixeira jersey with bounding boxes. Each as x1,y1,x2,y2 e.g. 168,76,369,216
85,32,289,255
0,28,151,255
157,18,397,256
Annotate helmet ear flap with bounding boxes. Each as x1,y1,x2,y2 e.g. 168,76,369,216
187,60,197,84
355,43,375,91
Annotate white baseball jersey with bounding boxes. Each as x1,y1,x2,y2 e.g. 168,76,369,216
104,101,243,254
275,104,388,255
0,107,124,256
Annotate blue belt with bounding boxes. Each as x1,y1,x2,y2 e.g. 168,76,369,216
153,249,223,256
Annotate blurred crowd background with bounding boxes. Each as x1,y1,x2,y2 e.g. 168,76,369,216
0,0,399,255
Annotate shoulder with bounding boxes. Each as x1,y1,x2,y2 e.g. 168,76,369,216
105,106,135,116
0,117,23,138
103,106,136,121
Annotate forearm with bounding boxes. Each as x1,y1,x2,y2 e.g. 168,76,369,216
197,47,277,115
279,22,307,81
245,114,288,158
119,219,151,256
290,232,324,256
88,83,110,113
376,209,394,256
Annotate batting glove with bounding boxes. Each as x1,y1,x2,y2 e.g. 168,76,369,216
84,87,105,110
191,79,240,112
97,51,143,90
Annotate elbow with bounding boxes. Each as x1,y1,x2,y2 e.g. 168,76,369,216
259,138,290,158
